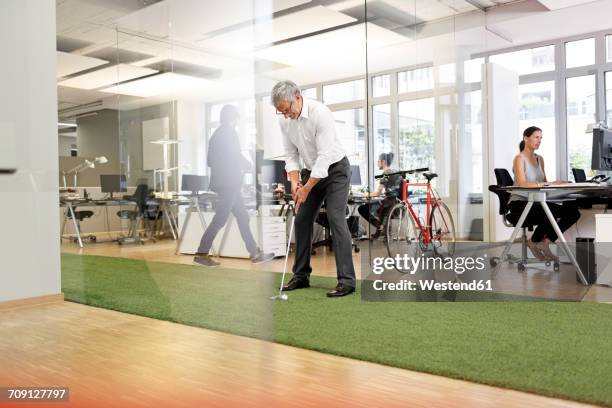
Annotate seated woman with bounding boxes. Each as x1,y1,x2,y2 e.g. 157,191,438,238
358,152,401,238
509,126,581,260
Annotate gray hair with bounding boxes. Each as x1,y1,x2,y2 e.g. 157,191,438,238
271,80,301,106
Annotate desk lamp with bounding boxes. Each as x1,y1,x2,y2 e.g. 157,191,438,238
151,140,180,199
62,156,108,188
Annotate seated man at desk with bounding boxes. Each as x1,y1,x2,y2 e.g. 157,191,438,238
357,152,400,239
509,126,580,260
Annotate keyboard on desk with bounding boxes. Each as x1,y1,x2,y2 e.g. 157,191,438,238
546,182,609,188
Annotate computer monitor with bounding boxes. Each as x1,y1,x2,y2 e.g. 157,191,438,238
350,165,362,185
181,174,209,194
259,159,286,191
591,128,612,171
100,174,127,198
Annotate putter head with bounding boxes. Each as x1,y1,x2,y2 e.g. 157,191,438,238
270,293,288,301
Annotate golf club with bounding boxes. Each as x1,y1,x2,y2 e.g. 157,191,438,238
270,214,295,301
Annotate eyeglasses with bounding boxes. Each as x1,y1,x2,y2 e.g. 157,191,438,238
275,101,293,116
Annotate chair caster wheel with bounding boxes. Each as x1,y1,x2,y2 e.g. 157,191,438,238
517,262,526,271
553,262,560,272
490,257,500,266
354,246,360,253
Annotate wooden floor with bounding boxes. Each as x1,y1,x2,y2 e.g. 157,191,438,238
61,239,612,302
0,301,599,408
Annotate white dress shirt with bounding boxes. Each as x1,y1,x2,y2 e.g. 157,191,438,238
280,98,346,179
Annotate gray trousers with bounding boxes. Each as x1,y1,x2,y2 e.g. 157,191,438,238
293,157,356,288
197,188,258,257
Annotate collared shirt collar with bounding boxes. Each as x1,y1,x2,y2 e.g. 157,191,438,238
298,97,310,120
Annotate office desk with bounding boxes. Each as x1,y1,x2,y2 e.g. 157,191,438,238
172,192,217,254
61,196,199,246
60,198,137,248
497,184,612,285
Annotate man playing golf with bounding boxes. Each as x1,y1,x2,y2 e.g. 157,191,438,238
271,80,356,298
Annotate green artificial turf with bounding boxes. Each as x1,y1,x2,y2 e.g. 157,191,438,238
61,253,612,406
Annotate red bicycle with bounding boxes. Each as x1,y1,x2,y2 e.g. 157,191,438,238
377,168,456,265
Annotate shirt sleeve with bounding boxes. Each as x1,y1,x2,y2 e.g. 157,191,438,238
310,108,337,179
281,120,300,174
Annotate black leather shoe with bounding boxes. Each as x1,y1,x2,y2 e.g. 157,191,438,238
282,277,310,291
326,284,355,298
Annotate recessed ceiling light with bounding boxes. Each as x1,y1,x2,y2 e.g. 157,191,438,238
100,72,209,97
56,51,108,78
58,64,158,90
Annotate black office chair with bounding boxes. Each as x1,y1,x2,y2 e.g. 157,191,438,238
66,210,96,243
312,204,361,254
488,168,558,271
572,168,587,182
117,184,158,244
571,168,612,209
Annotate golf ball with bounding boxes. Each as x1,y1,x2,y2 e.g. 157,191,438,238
280,294,288,300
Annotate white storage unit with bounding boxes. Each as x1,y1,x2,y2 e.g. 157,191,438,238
261,216,287,257
594,213,612,286
178,210,286,258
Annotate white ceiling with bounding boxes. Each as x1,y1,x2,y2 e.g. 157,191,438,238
536,0,599,10
55,0,612,117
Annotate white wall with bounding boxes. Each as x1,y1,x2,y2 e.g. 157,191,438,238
0,0,61,302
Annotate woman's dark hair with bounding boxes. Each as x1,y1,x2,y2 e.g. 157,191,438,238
378,152,394,166
519,126,542,151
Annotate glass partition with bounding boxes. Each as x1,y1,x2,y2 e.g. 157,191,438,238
59,0,594,330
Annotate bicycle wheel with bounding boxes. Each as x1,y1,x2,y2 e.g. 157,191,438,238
429,201,456,258
386,203,420,272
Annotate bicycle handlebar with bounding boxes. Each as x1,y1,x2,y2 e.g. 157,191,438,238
374,167,429,179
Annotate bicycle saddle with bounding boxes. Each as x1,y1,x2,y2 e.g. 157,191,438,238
423,172,438,181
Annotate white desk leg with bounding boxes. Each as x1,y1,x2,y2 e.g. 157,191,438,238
163,202,178,240
67,203,83,248
495,201,534,273
60,208,68,242
540,201,588,285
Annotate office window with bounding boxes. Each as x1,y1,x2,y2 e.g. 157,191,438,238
519,81,556,178
565,38,595,68
489,45,555,75
398,67,433,93
437,63,456,86
372,74,390,98
607,71,612,127
465,90,482,193
398,98,435,171
567,75,596,175
302,87,317,99
464,58,484,83
373,104,392,169
323,80,365,104
607,35,612,62
332,108,366,185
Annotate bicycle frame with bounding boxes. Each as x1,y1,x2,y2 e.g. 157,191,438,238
399,177,450,245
